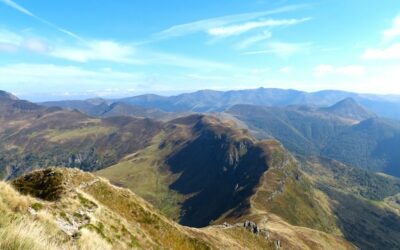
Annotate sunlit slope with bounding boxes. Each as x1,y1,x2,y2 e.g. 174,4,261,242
1,167,278,250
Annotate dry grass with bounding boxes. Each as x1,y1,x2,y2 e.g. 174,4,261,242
0,181,30,214
0,219,61,250
77,229,112,250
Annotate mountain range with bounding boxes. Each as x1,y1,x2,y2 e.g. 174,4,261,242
0,89,400,249
41,88,400,120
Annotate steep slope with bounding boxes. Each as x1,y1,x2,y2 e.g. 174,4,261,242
323,117,400,175
98,115,359,249
1,167,278,249
300,156,400,249
99,115,269,227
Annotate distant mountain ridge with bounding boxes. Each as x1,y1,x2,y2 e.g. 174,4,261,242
40,88,400,120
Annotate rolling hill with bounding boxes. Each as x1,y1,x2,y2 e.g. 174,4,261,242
41,99,183,121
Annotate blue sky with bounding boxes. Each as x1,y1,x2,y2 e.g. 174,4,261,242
1,0,400,101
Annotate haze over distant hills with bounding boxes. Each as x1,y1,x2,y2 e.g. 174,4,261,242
41,88,400,120
40,88,400,177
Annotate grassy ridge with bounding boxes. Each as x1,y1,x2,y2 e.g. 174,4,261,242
1,167,283,249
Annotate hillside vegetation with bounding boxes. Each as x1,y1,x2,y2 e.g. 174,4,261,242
1,167,280,249
227,103,400,177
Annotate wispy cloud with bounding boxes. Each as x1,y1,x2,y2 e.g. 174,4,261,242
143,51,234,70
0,63,145,99
314,64,365,77
155,4,309,39
0,29,48,53
51,41,139,64
50,39,233,69
243,41,311,57
383,15,400,42
0,27,232,70
234,31,272,50
362,43,400,60
0,0,83,41
208,17,310,37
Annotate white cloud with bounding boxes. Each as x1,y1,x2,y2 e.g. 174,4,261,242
234,31,272,50
155,4,309,39
314,64,365,77
22,38,48,53
383,15,400,42
208,18,310,37
362,43,400,60
0,29,48,53
51,41,138,63
243,41,311,57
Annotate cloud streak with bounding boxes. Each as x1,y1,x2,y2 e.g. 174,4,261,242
234,31,272,50
0,0,83,41
208,17,310,37
155,4,309,39
243,41,311,57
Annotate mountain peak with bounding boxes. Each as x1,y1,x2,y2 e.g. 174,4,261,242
0,90,18,102
321,97,376,121
332,97,358,106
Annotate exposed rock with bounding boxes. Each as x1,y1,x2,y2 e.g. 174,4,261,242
274,239,281,249
28,207,37,216
244,220,260,234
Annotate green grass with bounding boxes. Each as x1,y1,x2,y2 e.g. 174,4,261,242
45,126,117,142
97,132,185,220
